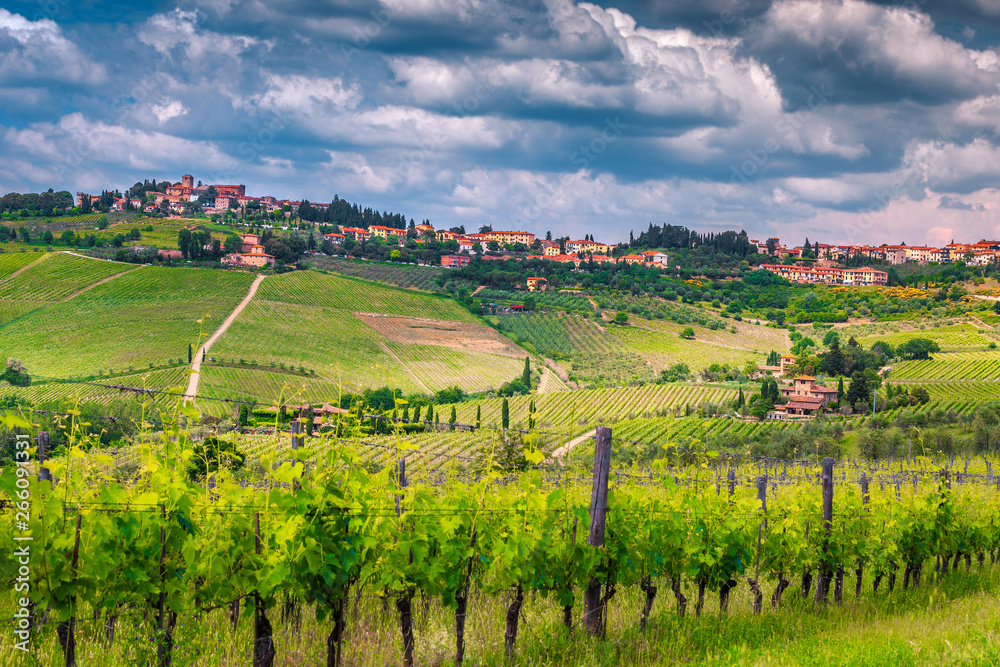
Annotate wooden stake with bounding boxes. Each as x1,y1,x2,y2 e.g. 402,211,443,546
583,426,612,636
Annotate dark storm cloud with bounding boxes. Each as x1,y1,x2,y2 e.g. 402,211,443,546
2,0,1000,244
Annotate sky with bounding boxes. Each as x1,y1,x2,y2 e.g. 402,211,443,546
3,0,1000,245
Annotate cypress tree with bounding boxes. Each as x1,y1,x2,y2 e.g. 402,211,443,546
414,404,422,422
403,404,410,421
449,406,457,430
188,343,193,363
502,398,510,430
837,377,845,403
737,388,745,408
475,405,481,429
522,357,531,389
426,404,434,423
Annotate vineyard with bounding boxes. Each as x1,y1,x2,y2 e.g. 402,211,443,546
3,415,1000,667
309,256,449,293
0,251,42,280
854,323,991,351
0,252,131,302
0,266,254,380
257,270,477,322
887,351,1000,380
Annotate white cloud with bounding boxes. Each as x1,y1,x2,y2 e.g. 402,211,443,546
3,113,233,173
0,10,106,85
138,9,262,61
150,100,188,125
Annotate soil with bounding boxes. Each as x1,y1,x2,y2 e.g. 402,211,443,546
355,313,526,357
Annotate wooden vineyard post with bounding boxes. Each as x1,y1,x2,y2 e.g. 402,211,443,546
253,511,276,667
856,472,869,600
57,514,82,667
748,476,766,614
815,458,834,603
37,431,52,483
727,469,736,496
394,459,415,667
583,426,612,637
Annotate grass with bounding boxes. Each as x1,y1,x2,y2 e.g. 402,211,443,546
3,550,998,665
257,270,479,322
0,266,254,379
609,322,760,372
854,322,990,351
203,271,529,405
309,255,448,292
0,251,42,279
887,351,1000,380
0,252,129,301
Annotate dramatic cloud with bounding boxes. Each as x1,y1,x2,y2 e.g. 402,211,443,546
2,0,1000,244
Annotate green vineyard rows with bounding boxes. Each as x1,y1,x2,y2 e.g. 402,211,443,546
888,351,1000,380
0,253,129,302
6,424,1000,667
258,271,477,322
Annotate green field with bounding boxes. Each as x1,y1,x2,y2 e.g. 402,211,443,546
201,270,526,406
0,251,42,279
256,270,477,320
0,252,131,301
0,266,254,379
854,322,990,351
0,366,189,408
309,256,448,292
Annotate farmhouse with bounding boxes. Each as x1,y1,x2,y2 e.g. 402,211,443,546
772,376,839,416
527,276,547,292
222,234,275,268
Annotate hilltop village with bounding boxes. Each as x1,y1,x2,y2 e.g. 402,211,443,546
62,174,1000,288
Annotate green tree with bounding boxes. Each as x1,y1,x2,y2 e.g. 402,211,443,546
822,330,840,347
736,388,745,408
475,405,481,429
188,343,193,364
994,300,1000,315
426,404,434,424
223,235,242,254
821,336,844,376
614,311,629,325
449,406,457,431
845,370,872,409
766,350,779,366
501,398,510,430
42,230,54,244
521,357,531,389
1,358,30,386
837,376,845,403
680,326,695,339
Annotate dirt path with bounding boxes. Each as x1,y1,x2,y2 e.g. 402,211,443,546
3,252,51,282
62,266,144,301
378,341,432,394
968,314,995,330
471,285,486,297
61,250,131,264
184,275,266,403
548,428,597,464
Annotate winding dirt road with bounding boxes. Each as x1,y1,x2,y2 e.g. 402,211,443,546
183,275,266,404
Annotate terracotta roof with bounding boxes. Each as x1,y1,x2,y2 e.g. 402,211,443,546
795,375,815,380
786,401,821,410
